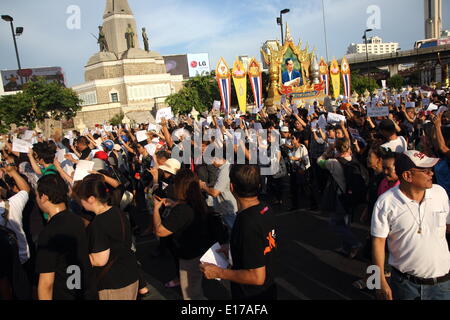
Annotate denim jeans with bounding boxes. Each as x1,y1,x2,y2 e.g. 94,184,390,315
222,213,236,233
390,268,450,300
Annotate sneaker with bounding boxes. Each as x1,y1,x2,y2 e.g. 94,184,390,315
164,279,180,288
335,247,350,256
352,279,367,290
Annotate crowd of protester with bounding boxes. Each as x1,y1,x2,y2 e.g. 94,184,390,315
0,86,449,300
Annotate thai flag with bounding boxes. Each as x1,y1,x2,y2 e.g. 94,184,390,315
342,73,351,98
250,75,263,112
217,77,231,114
321,74,329,96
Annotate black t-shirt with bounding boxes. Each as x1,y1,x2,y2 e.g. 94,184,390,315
36,210,96,300
80,147,92,160
163,203,210,260
87,206,138,291
230,203,278,300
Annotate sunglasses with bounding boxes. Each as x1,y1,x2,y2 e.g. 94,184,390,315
409,168,433,175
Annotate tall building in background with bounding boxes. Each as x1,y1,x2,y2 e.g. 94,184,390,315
424,0,442,39
347,36,399,55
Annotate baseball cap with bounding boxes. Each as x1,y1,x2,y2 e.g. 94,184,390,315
94,151,109,162
101,140,114,151
395,150,439,176
280,126,289,133
159,158,181,175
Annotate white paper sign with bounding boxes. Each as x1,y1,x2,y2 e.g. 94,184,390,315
327,113,346,124
22,130,34,141
12,138,32,153
104,126,113,132
173,128,191,140
56,149,66,163
144,144,157,157
318,115,327,130
156,107,174,123
367,106,389,118
136,130,148,142
148,123,158,132
406,102,415,109
348,128,361,139
426,103,439,111
73,160,95,182
63,165,75,178
213,100,221,110
200,242,229,270
422,98,430,107
438,106,448,115
308,105,315,117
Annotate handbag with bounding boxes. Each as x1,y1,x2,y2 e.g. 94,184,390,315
273,158,288,179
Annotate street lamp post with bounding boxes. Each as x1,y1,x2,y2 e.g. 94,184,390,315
277,9,290,45
363,28,373,82
2,15,24,85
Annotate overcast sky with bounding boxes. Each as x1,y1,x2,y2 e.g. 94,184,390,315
1,0,449,87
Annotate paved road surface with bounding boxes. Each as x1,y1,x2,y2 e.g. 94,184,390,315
135,206,376,300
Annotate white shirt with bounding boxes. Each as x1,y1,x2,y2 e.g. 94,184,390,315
207,162,238,217
290,145,311,170
371,185,450,278
382,136,408,153
0,191,30,264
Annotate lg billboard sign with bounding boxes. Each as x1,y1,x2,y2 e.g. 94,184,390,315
187,53,211,78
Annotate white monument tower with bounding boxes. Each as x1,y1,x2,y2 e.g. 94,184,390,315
103,0,140,55
72,0,183,129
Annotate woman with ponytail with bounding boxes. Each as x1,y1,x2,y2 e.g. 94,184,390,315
74,174,139,300
153,169,211,300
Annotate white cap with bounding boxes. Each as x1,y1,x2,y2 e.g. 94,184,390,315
159,158,181,175
395,150,439,175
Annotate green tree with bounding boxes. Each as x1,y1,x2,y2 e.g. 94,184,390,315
0,77,81,132
351,72,378,95
166,75,220,115
387,74,405,90
109,111,125,126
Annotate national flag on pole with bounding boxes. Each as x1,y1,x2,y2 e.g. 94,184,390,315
215,57,231,114
341,56,351,98
248,58,263,112
319,57,329,96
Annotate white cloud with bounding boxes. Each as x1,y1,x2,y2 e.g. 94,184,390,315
2,0,446,86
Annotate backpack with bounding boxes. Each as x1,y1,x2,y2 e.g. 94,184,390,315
337,157,369,209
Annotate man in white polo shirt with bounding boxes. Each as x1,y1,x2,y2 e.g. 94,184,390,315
371,150,450,300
